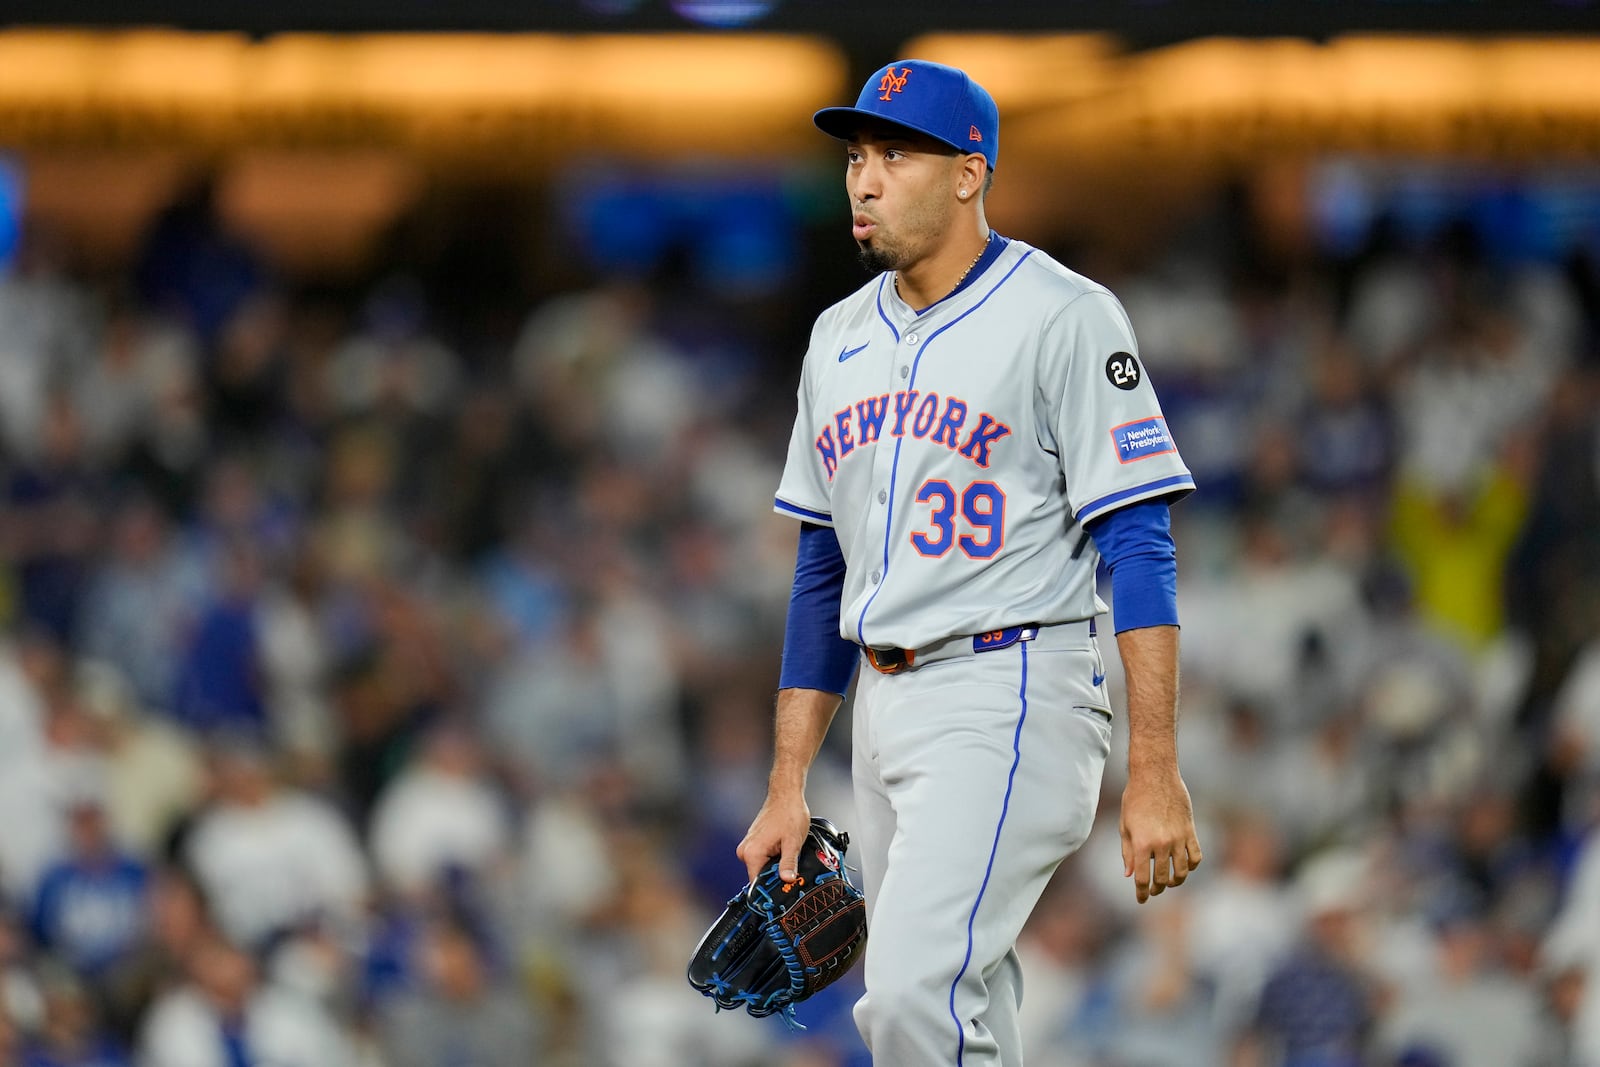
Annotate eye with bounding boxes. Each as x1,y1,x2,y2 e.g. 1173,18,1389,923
883,148,904,161
846,148,863,165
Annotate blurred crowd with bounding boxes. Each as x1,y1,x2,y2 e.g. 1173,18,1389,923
0,173,1597,1067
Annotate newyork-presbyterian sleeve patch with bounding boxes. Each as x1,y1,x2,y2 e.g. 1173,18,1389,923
1109,417,1177,464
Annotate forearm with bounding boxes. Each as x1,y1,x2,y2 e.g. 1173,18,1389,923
1116,624,1180,774
769,686,843,794
743,685,844,883
1114,621,1200,901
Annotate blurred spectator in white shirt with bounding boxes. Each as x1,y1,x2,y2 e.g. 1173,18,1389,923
1016,872,1113,1067
74,660,205,860
511,280,698,469
0,633,48,773
1264,710,1378,854
0,635,112,906
73,304,198,468
1086,895,1223,1067
483,605,625,796
326,275,462,423
183,739,369,951
256,553,337,772
370,723,512,900
0,227,96,460
1179,512,1369,727
1187,811,1299,1033
1378,903,1548,1067
138,936,351,1067
1552,641,1600,796
76,495,208,714
596,854,771,1067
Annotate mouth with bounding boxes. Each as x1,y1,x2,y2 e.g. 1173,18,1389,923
852,214,878,241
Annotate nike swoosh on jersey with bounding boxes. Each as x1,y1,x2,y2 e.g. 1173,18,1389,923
1092,670,1106,687
838,342,870,362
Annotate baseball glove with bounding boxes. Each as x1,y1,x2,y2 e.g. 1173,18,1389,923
687,817,867,1027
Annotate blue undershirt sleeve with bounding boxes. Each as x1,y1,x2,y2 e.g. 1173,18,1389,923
1084,499,1180,633
779,522,859,696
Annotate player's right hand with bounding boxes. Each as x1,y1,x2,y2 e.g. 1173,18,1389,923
737,793,812,885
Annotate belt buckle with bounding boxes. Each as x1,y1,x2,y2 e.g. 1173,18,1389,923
865,647,915,675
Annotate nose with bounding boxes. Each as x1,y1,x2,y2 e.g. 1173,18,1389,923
851,153,883,203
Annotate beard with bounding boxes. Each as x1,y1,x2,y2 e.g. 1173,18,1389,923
856,239,905,275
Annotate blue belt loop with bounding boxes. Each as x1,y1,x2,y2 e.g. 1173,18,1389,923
972,626,1031,654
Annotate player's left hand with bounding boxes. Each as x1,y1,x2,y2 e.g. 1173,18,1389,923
1119,769,1202,903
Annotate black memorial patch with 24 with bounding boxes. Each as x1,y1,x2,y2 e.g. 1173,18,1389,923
1105,351,1142,390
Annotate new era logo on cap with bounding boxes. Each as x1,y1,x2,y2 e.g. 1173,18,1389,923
814,59,1000,171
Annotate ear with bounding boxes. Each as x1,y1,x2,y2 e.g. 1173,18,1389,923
956,154,987,201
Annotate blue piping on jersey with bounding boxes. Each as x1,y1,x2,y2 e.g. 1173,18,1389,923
774,497,833,525
948,640,1030,1065
874,275,901,343
855,249,1037,645
1076,474,1195,525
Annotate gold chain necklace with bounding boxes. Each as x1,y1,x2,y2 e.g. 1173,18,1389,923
896,231,992,302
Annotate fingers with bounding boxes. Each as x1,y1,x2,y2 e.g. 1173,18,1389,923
735,837,768,885
1152,854,1170,896
1171,841,1191,883
1129,847,1168,903
736,823,781,884
1125,833,1202,903
1159,834,1205,892
780,836,802,883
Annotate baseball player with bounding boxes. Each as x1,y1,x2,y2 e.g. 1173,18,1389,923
738,59,1204,1065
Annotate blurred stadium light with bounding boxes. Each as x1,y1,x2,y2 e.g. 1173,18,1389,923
4,29,1599,166
4,28,1599,271
0,31,849,161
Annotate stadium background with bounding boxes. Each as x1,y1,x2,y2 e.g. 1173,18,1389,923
1,1,1600,1064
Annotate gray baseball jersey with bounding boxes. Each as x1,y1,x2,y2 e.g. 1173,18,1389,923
774,236,1194,651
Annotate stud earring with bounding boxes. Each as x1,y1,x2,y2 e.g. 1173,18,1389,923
959,189,969,199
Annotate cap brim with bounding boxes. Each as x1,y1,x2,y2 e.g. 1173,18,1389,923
812,106,966,155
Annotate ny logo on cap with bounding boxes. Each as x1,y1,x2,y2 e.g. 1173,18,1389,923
877,66,910,102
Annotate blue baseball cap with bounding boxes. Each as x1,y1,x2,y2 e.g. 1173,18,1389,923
814,59,999,170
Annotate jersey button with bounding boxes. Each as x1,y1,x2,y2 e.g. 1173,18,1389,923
870,570,882,584
899,365,909,379
877,489,887,504
906,333,919,345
